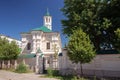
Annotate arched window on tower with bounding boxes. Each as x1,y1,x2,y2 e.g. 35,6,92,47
46,17,48,23
49,18,50,22
27,43,31,50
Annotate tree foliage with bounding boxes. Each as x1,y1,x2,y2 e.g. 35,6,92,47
8,41,20,59
67,29,95,64
15,62,29,73
0,38,20,60
67,29,95,76
0,37,5,60
61,0,119,50
100,0,120,49
52,44,59,59
114,28,120,50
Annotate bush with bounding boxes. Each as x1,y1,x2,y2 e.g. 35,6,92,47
15,62,29,73
47,68,53,76
46,68,88,80
47,68,59,77
72,76,78,80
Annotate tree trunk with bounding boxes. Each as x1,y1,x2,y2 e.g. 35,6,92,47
54,58,57,70
54,59,56,70
80,62,83,77
55,59,57,70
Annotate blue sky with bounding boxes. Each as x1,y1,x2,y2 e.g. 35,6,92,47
0,0,68,47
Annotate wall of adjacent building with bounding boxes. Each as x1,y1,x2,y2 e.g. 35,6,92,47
59,49,120,77
0,34,22,48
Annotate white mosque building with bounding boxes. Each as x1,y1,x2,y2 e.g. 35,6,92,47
20,9,62,71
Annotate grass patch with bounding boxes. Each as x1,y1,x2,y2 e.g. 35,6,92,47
40,68,88,80
47,68,59,76
1,68,15,72
15,62,30,73
40,68,120,80
41,75,88,80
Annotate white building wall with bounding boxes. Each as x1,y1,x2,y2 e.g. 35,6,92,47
21,32,62,55
21,31,62,70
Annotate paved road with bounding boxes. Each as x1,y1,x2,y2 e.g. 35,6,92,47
0,70,58,80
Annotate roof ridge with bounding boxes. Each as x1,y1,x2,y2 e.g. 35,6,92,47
32,25,52,32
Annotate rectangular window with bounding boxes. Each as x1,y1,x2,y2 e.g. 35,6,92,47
46,42,50,49
27,43,31,50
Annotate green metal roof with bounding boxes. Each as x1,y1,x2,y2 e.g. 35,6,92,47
18,54,36,58
32,26,52,32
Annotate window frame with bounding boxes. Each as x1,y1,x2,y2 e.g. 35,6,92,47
27,43,31,50
46,42,50,50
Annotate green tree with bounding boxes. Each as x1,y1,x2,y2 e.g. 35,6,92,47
0,38,20,60
61,0,112,50
114,28,120,50
0,37,4,60
52,44,59,70
100,0,120,49
53,44,59,59
15,62,29,73
1,38,10,60
67,29,96,76
8,41,20,60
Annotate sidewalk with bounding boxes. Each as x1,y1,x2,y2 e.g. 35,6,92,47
0,70,58,80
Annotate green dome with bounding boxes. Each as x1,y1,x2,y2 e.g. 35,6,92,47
32,26,52,32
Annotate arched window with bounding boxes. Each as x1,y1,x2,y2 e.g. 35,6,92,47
49,18,50,22
46,17,48,23
27,43,31,50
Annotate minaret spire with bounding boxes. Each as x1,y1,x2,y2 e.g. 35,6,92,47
43,8,52,30
46,8,50,16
